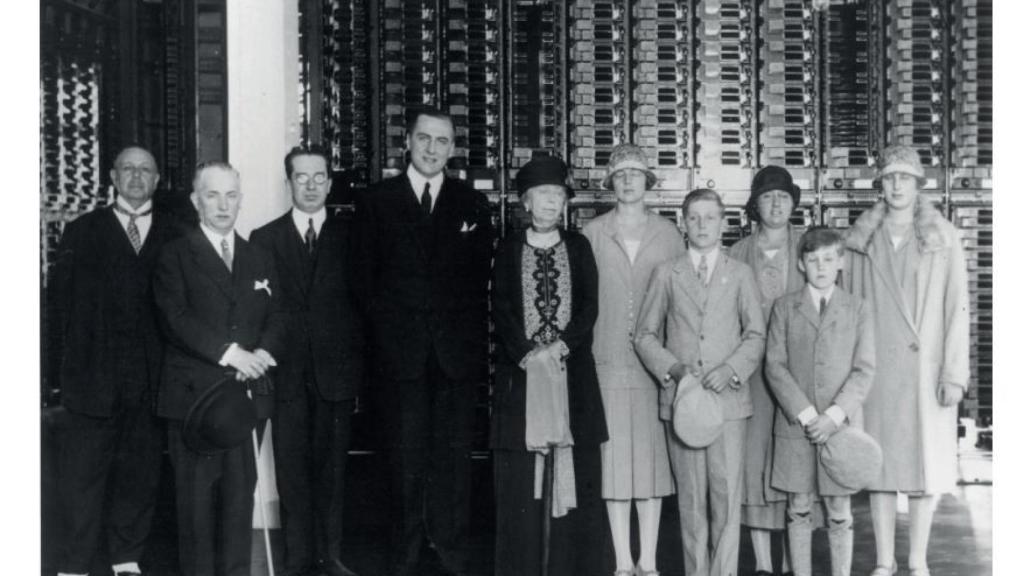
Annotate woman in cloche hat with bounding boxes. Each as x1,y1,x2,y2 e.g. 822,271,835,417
490,155,608,576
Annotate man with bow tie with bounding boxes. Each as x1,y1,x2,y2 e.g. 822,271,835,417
49,146,180,576
250,145,365,576
355,108,494,576
153,161,287,576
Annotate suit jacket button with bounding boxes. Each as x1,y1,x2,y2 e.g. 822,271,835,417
697,360,703,367
909,343,919,352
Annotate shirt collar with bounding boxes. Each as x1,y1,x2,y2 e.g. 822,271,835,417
406,165,444,197
199,222,235,254
291,207,327,236
115,195,152,216
688,246,720,273
807,283,836,308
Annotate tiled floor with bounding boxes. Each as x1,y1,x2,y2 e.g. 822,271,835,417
43,448,992,576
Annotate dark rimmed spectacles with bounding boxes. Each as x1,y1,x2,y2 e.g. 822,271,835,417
294,173,328,185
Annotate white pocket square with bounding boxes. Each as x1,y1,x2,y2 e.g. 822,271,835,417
254,279,272,296
460,221,478,232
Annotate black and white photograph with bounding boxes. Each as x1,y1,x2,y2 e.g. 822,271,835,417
14,0,1012,574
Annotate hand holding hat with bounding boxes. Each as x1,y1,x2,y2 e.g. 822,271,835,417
672,372,724,449
819,426,884,491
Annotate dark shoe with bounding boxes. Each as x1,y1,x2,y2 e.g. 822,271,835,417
779,572,795,576
752,572,773,576
319,558,360,576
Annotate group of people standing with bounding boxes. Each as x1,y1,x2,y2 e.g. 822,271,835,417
48,105,969,576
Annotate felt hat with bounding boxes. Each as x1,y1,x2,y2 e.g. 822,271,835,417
515,156,573,198
183,375,258,455
745,165,801,222
876,144,927,186
819,426,884,491
671,373,724,449
602,144,658,190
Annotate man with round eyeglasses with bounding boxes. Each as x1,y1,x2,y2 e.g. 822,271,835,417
250,145,366,576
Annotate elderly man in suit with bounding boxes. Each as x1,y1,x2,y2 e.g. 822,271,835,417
635,188,766,576
154,161,287,576
355,108,494,576
250,145,365,576
50,146,179,576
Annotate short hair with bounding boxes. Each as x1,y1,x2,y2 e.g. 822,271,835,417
284,144,331,178
798,226,845,258
192,160,239,192
682,188,725,217
113,145,158,170
405,106,454,135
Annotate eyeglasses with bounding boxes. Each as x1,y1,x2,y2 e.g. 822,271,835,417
294,172,328,185
117,165,155,176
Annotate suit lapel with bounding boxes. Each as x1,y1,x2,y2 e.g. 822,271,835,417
281,215,313,295
673,256,708,309
232,233,257,297
399,174,431,262
188,230,235,301
796,286,821,329
102,207,140,258
702,253,730,315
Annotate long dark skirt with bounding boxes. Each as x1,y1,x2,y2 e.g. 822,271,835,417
493,445,605,576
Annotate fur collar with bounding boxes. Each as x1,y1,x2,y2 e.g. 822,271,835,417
844,197,952,254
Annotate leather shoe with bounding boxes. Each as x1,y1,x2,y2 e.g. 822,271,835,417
752,572,773,576
319,558,359,576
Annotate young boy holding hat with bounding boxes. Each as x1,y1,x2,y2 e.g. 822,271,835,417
764,227,875,576
635,188,765,576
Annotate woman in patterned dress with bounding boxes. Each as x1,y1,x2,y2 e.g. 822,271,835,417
490,156,609,576
729,165,805,576
582,144,684,576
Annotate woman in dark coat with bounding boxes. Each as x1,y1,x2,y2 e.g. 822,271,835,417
490,156,609,576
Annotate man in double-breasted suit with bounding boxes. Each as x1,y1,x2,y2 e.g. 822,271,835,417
49,146,180,576
154,162,287,576
250,146,365,576
355,108,494,576
635,189,765,576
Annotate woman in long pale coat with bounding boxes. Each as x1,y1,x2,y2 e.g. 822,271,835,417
842,145,970,576
582,144,683,576
728,165,804,576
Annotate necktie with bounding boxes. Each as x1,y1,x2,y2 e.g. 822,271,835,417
113,204,151,253
698,254,709,286
420,182,432,215
819,296,828,318
305,217,317,255
221,237,232,272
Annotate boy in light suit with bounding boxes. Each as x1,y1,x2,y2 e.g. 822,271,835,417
765,227,875,576
635,188,765,576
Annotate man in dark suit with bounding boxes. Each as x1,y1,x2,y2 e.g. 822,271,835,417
49,146,179,576
154,161,287,576
250,145,365,576
355,108,494,576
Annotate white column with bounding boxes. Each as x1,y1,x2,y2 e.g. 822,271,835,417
226,0,302,238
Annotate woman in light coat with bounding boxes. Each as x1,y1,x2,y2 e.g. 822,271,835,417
582,144,683,576
842,145,970,576
728,165,805,576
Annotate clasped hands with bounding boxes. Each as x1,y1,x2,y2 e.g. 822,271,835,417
667,362,740,393
521,340,569,371
804,414,838,445
223,345,277,381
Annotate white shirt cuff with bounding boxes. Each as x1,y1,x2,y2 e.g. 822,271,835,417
825,405,847,426
797,405,819,426
219,343,239,366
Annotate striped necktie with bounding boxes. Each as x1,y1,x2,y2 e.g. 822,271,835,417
112,203,151,253
221,237,232,272
697,254,709,286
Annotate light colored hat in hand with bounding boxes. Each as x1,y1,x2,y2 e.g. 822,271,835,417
671,373,724,448
877,144,926,185
819,426,884,491
602,143,658,190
